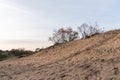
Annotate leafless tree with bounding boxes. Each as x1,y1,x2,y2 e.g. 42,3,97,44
78,23,103,39
49,27,78,45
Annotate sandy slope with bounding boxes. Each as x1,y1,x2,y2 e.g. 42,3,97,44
0,29,120,80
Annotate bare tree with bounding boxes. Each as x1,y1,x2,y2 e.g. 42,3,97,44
78,23,103,39
49,27,78,45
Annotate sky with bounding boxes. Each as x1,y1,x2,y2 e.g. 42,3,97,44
0,0,120,50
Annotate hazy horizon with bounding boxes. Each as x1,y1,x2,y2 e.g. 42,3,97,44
0,0,120,50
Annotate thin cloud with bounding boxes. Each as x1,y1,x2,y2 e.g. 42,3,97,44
0,0,31,15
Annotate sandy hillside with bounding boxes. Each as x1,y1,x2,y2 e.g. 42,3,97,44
0,29,120,80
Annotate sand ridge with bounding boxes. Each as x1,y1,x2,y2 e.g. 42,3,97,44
0,29,120,80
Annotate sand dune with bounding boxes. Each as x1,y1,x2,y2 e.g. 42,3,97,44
0,29,120,80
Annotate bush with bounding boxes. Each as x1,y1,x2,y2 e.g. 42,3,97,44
78,23,103,38
49,27,78,44
9,48,33,57
0,48,34,61
0,54,10,61
35,48,44,52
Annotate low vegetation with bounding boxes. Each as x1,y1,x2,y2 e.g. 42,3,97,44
0,48,33,61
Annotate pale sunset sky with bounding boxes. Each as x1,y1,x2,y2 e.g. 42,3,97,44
0,0,120,50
